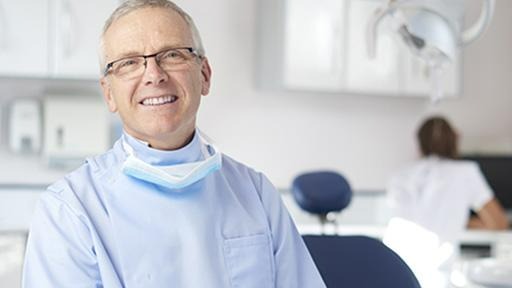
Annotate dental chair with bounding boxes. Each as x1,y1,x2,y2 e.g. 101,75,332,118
303,235,421,288
291,171,352,230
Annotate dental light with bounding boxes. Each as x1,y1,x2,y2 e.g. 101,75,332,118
367,0,495,102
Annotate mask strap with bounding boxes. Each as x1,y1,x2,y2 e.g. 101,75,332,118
197,129,221,159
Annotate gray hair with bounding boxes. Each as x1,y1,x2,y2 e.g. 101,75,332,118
98,0,205,72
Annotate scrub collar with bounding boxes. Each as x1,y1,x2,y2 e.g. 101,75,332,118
121,130,203,165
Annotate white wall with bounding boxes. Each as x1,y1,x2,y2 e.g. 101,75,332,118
174,0,512,190
1,0,510,192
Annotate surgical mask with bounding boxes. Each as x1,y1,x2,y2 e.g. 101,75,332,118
121,133,222,190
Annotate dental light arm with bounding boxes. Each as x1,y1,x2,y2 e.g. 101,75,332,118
461,0,495,45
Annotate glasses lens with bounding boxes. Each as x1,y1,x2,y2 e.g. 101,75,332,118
112,57,145,79
158,48,197,70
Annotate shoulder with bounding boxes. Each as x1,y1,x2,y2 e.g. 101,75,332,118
220,154,262,181
219,153,277,197
438,159,482,176
219,154,283,217
395,158,479,174
84,144,125,179
389,160,425,183
388,158,442,191
44,145,123,212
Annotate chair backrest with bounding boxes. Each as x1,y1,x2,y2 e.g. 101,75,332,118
291,171,352,215
303,235,421,288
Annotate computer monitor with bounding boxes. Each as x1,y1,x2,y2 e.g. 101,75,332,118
462,155,512,210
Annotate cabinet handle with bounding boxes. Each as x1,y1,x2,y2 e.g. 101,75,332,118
0,0,8,51
60,0,77,58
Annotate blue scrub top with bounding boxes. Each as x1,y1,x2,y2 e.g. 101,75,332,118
23,132,326,288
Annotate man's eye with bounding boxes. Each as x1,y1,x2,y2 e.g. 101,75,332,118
118,59,139,68
163,50,186,60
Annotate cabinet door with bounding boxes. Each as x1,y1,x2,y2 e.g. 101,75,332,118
345,0,401,95
0,0,49,77
51,0,119,79
283,0,346,91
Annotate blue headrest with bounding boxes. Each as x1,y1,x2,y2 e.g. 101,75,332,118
291,171,352,215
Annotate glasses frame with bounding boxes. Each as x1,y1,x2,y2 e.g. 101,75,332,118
103,47,201,78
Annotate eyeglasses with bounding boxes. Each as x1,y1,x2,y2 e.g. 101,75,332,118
103,47,201,79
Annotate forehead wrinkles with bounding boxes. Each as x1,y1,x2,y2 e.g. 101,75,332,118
103,8,194,61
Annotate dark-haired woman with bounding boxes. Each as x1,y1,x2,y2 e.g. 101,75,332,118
387,116,509,244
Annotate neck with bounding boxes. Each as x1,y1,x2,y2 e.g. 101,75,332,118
125,128,196,151
147,131,196,150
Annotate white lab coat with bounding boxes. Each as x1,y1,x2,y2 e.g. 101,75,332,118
387,156,493,243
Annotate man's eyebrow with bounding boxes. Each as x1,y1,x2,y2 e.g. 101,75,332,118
108,50,143,62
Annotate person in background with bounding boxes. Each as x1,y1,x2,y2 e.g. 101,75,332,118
22,1,325,287
387,115,509,244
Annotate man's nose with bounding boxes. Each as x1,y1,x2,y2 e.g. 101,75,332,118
142,57,169,85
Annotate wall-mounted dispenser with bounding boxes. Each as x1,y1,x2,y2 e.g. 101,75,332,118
43,95,109,169
8,99,42,154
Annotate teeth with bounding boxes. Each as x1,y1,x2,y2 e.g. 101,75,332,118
142,96,177,106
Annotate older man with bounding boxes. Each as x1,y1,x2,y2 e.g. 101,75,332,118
22,1,325,287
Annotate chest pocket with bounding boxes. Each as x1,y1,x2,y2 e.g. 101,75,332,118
223,234,274,288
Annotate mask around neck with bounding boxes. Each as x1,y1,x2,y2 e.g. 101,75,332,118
121,133,222,190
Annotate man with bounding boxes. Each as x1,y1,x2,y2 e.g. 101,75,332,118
22,1,326,287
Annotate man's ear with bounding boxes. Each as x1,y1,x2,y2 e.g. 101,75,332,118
200,57,212,96
100,77,118,112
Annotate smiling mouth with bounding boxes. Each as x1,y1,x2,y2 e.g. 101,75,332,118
140,95,178,106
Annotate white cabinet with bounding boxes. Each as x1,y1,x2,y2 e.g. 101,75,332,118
269,0,461,97
51,0,119,79
0,0,118,79
283,0,346,91
0,0,49,77
345,0,402,94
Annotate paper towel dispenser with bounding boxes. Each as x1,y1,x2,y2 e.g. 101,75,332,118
43,95,109,169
